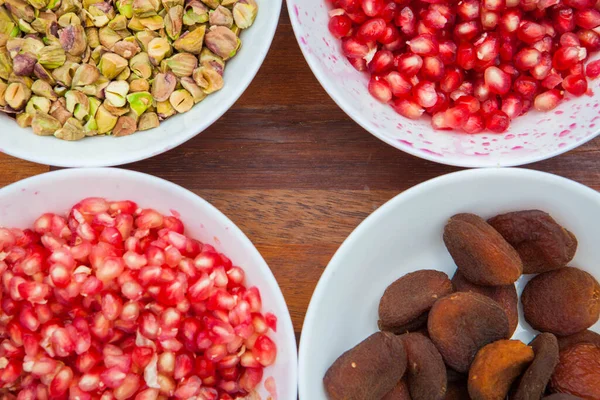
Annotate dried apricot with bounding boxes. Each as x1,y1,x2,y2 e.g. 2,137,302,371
468,340,534,400
428,292,509,373
382,378,411,400
323,332,407,400
543,395,584,400
512,333,559,400
379,270,453,334
452,271,519,337
550,343,600,399
402,332,447,400
488,210,577,274
522,267,600,336
443,214,523,286
557,330,600,351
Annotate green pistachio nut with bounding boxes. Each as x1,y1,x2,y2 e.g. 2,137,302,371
112,114,136,136
147,37,171,65
129,52,152,79
168,88,192,113
139,15,163,30
233,0,257,29
183,1,209,25
72,63,100,87
113,40,140,59
0,51,12,81
151,71,176,101
166,52,197,77
200,0,219,10
54,117,85,140
65,89,88,113
51,61,78,87
0,80,7,106
59,25,87,56
87,95,101,118
99,52,127,79
200,47,224,74
209,5,233,28
105,79,129,107
33,63,56,85
135,30,158,51
116,0,133,18
156,99,174,119
95,104,118,133
126,90,152,115
204,25,237,60
107,14,128,30
49,98,72,124
31,79,58,100
85,27,100,48
31,111,61,135
5,0,35,22
99,26,121,49
12,53,36,76
180,76,206,103
132,0,159,18
57,12,80,27
16,112,33,127
25,95,51,115
129,78,149,92
137,110,158,130
5,82,31,109
38,45,66,69
83,116,98,136
164,5,182,40
173,25,205,54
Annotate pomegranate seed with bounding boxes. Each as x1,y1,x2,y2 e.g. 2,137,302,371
440,69,463,93
586,59,600,77
542,70,564,88
532,52,553,79
484,66,511,94
570,62,585,75
462,112,486,133
457,0,480,21
538,0,560,9
534,89,563,110
253,335,277,367
561,32,581,47
101,367,127,389
431,111,451,130
451,81,475,100
454,21,482,40
481,97,500,116
553,46,587,69
562,73,589,95
438,41,457,64
329,14,353,38
361,0,384,16
514,75,539,98
379,24,400,44
396,7,416,36
481,10,500,30
554,7,576,33
578,29,600,50
392,98,425,119
380,2,399,23
501,93,524,119
396,53,423,76
575,9,600,28
475,33,500,61
455,95,481,113
368,50,394,74
485,110,510,132
517,21,546,43
515,48,542,70
356,17,386,42
384,71,413,97
407,34,439,56
421,56,445,81
565,0,596,10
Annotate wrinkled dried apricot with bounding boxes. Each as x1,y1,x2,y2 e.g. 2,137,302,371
550,343,600,399
488,210,577,274
379,270,454,334
323,332,407,400
468,340,534,400
402,332,447,400
512,333,560,400
382,378,411,400
543,395,584,400
443,214,523,286
428,292,509,373
452,271,519,337
557,330,600,351
522,267,600,336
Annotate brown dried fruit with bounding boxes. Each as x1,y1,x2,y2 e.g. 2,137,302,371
382,378,411,400
488,210,577,274
522,267,600,336
468,340,534,400
557,330,600,351
550,343,600,399
452,271,518,337
443,213,523,286
445,381,470,400
379,270,453,334
402,332,447,400
543,395,584,400
428,292,509,373
323,332,407,400
512,333,560,400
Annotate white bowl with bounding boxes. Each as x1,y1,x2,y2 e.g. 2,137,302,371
288,1,600,167
0,1,281,168
298,168,600,399
0,168,298,399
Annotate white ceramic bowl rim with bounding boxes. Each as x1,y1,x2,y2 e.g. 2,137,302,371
0,0,282,168
287,2,600,168
0,167,298,399
298,167,599,397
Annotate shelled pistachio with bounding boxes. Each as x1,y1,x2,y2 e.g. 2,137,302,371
0,0,257,140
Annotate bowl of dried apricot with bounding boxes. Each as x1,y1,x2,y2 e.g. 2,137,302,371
0,167,297,399
0,0,281,167
299,167,600,399
289,0,600,167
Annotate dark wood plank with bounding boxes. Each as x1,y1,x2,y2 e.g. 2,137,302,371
0,154,49,187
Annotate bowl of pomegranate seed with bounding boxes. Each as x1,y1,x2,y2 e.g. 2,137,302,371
0,168,297,399
289,0,600,167
298,168,600,399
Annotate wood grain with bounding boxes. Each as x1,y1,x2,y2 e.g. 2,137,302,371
2,1,600,339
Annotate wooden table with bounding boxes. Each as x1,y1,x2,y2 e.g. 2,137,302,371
3,2,600,342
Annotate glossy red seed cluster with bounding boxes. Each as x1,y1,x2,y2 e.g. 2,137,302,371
0,198,277,400
328,0,600,133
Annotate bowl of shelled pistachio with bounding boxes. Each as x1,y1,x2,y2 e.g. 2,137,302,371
0,0,280,167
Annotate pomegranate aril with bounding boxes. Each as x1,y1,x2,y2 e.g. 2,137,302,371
565,0,596,10
562,73,588,95
499,9,521,33
253,335,277,367
328,14,353,38
438,41,457,64
407,34,439,56
514,75,539,98
553,46,587,69
454,21,482,40
575,9,600,29
485,110,510,132
440,69,463,93
501,93,524,119
561,32,581,47
421,56,445,81
517,21,546,43
481,10,499,30
481,97,500,116
356,17,386,42
379,24,400,44
361,0,384,16
534,89,563,110
532,52,553,79
578,29,600,50
384,71,413,97
542,70,564,88
49,366,73,397
455,95,481,113
586,59,600,77
397,7,416,36
457,42,476,70
462,112,486,133
101,367,127,389
554,7,576,33
368,50,394,74
515,48,542,70
431,112,451,130
396,53,423,76
457,0,480,21
484,66,511,94
475,33,500,61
